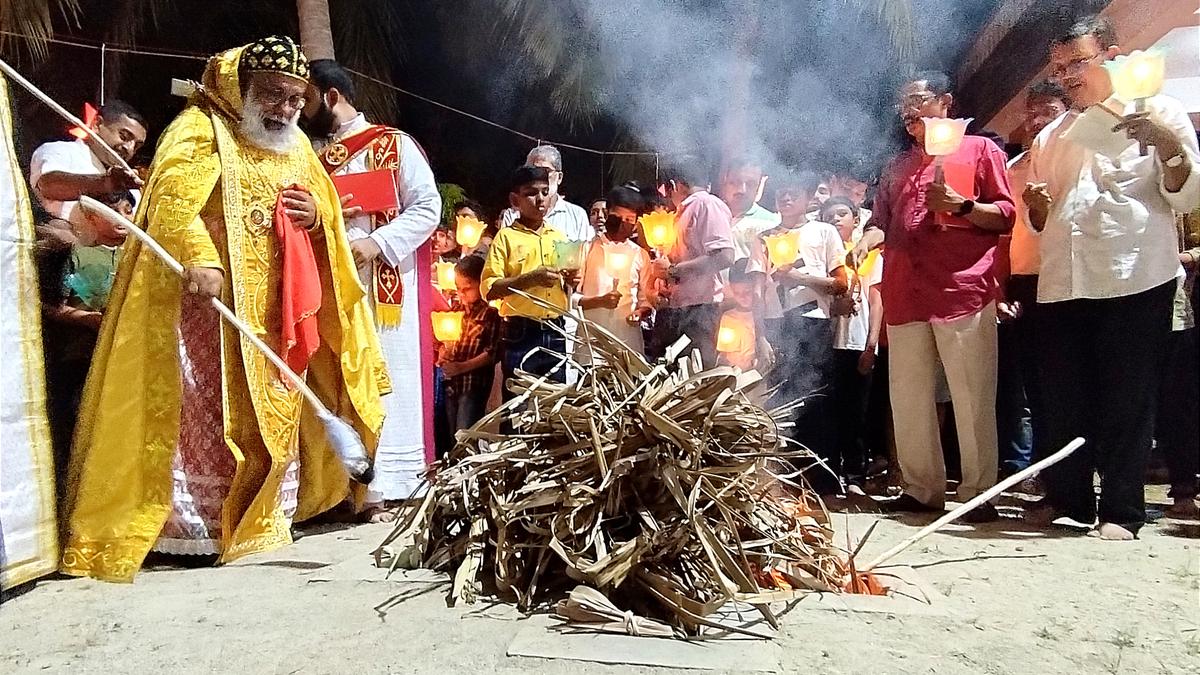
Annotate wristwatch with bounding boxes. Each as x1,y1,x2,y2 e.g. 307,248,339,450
955,199,976,217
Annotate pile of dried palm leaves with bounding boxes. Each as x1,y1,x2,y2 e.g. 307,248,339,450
376,298,857,638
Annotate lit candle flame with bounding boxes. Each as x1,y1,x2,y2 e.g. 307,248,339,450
431,310,464,342
639,211,677,249
455,215,485,248
922,117,973,156
434,261,457,292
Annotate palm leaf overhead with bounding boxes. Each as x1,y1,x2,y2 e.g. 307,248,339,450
0,0,79,58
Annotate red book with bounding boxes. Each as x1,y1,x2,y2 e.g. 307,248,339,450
934,158,978,230
331,169,399,214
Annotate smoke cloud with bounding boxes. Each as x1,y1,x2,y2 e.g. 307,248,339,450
566,0,920,182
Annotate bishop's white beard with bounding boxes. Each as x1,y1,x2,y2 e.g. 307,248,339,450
238,96,302,154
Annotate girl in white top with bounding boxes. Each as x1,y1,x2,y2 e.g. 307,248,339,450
574,186,652,363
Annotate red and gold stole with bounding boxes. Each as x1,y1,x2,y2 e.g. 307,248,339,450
318,124,405,326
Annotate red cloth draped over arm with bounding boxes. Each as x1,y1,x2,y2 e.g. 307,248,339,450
273,187,323,378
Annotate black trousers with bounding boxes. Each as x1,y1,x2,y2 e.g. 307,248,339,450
1036,281,1176,532
832,349,870,488
1157,326,1199,499
651,303,721,368
1005,274,1047,464
773,308,837,494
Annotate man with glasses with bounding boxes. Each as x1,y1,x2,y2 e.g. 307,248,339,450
61,36,390,581
1024,16,1198,540
851,71,1015,521
499,144,594,243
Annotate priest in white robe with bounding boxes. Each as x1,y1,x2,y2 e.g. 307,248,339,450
302,60,441,519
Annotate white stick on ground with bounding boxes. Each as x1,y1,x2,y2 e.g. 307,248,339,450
861,437,1086,572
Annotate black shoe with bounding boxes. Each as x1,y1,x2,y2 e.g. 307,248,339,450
882,494,943,514
959,502,999,524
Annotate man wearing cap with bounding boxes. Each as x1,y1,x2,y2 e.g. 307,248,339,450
61,36,389,582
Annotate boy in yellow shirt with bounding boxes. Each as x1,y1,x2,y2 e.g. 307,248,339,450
482,165,574,396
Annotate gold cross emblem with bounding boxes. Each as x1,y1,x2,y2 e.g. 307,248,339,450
324,143,349,165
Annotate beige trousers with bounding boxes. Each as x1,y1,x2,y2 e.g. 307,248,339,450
887,303,998,507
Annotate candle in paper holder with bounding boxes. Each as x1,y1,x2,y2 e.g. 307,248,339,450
1104,49,1166,102
432,311,464,342
640,211,677,250
434,260,457,292
922,117,973,157
553,239,586,272
716,313,751,356
923,117,973,187
604,246,633,292
763,229,801,269
455,214,485,248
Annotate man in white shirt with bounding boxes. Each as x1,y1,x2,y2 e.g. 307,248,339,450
719,158,780,265
29,100,146,245
1025,16,1199,540
996,79,1068,478
499,144,593,243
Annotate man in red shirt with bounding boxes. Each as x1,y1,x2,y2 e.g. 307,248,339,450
852,71,1015,521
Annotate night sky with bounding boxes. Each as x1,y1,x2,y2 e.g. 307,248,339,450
5,0,1011,218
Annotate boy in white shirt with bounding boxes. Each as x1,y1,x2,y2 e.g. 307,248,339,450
765,174,848,497
824,196,883,504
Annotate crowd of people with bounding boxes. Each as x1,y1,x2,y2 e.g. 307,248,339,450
23,14,1198,582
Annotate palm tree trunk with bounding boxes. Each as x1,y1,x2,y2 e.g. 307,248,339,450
297,0,335,61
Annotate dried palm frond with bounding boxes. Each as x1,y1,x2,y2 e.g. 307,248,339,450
376,294,851,637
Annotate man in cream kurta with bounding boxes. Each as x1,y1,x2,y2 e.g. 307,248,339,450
304,60,441,512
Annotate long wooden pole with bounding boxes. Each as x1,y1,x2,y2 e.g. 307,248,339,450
861,437,1086,572
78,197,328,413
0,57,129,170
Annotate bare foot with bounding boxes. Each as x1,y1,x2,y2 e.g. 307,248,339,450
1164,497,1200,520
1088,522,1135,540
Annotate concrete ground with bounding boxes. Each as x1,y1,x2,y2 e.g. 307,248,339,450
1,489,1197,674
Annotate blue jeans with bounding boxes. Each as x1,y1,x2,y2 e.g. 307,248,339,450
500,316,566,402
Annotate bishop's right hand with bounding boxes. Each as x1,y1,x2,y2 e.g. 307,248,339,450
184,267,224,299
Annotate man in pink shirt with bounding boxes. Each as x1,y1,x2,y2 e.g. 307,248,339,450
852,71,1015,520
651,160,736,367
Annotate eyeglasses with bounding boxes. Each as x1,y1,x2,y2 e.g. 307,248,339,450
1050,53,1102,79
257,87,308,111
894,93,938,112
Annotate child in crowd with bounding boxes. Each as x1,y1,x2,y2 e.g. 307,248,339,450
576,185,652,361
432,223,461,262
765,174,848,498
823,196,883,507
482,165,573,395
717,257,772,375
41,190,133,497
438,255,500,438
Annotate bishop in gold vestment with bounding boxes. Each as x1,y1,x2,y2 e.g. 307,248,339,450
61,36,390,582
